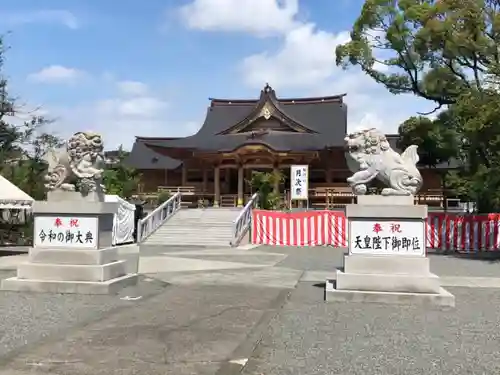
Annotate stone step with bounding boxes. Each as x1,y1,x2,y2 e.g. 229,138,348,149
1,274,138,294
145,238,232,243
144,207,240,245
151,225,232,229
17,260,128,282
145,235,232,241
29,247,119,265
154,229,233,234
335,270,441,294
144,242,232,247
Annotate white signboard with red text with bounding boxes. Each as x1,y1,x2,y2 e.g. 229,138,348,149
348,219,425,256
34,216,99,249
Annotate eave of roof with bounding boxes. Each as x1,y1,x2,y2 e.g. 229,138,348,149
210,94,347,106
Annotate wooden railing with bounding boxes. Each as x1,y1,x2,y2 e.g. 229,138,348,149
157,186,197,195
134,186,450,209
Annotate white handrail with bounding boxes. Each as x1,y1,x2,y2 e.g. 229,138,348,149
137,192,182,243
230,192,259,247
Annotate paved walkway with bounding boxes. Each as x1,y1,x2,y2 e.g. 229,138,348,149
1,245,500,374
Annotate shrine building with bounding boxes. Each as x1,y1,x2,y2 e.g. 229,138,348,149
126,84,451,208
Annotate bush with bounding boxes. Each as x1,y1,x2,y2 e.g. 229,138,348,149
157,191,172,204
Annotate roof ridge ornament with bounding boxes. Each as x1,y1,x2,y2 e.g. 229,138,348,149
264,83,272,93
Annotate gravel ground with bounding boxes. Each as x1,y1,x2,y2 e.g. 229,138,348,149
243,282,500,375
0,276,168,358
0,283,285,375
2,243,500,374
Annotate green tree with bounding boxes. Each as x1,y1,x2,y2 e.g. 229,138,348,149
102,146,141,199
335,0,496,106
248,171,283,210
336,0,500,212
398,110,458,168
0,36,64,243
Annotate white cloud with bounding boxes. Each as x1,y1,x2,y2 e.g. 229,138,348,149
179,0,299,36
242,24,350,89
96,96,168,118
3,10,79,29
39,78,200,150
180,0,435,133
28,65,84,84
116,81,149,96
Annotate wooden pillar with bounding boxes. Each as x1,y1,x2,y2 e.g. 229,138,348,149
214,166,220,207
181,164,187,186
237,165,244,207
202,168,208,192
326,169,333,183
273,165,280,193
164,169,168,185
225,168,230,193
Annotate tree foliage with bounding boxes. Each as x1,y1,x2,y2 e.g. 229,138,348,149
102,147,141,199
397,110,459,168
248,171,283,210
0,36,66,243
337,0,500,212
0,36,63,200
336,0,500,106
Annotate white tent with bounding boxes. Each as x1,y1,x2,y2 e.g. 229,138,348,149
0,175,34,209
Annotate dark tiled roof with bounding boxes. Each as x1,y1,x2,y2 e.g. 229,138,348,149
124,140,181,170
127,85,457,171
131,85,347,166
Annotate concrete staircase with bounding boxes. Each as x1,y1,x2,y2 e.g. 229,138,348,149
142,208,241,247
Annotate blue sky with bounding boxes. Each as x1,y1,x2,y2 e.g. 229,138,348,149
1,0,434,149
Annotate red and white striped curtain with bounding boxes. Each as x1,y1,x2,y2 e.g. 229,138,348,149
251,210,500,251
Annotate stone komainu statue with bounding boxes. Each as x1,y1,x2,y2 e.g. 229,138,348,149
44,131,105,194
344,128,423,196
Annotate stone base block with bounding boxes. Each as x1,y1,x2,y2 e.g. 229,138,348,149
344,255,430,275
336,270,441,294
1,274,138,295
357,195,415,206
47,190,105,203
33,200,117,214
29,247,118,265
325,279,455,307
346,203,427,219
17,260,127,282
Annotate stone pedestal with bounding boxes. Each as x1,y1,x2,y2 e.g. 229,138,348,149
325,196,455,307
1,192,138,294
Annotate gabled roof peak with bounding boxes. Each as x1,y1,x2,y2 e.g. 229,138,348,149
216,84,317,135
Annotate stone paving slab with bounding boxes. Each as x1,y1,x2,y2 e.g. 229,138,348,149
242,282,500,375
149,267,303,289
165,253,287,266
138,256,269,274
0,284,286,375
